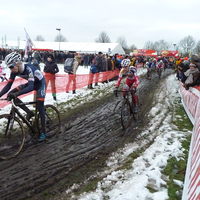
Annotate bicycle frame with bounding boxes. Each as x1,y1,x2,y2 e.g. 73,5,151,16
10,99,39,135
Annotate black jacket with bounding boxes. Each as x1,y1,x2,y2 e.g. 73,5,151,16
44,61,59,74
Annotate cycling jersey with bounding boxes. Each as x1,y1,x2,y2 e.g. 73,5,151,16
157,63,164,68
0,63,45,97
146,61,152,68
116,67,139,88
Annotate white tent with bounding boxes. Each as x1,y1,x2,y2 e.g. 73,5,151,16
5,41,125,55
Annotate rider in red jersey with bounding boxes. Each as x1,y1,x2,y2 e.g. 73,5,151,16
114,59,139,112
157,60,164,78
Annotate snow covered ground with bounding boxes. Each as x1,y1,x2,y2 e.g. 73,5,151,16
0,62,191,199
65,72,191,200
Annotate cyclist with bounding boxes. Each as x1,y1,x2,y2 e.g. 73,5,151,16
114,59,139,113
157,60,164,78
0,52,46,141
146,59,153,79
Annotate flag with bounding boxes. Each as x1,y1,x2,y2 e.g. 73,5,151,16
24,28,34,60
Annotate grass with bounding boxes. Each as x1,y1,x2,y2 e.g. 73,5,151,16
161,98,193,200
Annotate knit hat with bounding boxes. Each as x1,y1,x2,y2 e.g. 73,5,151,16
190,61,199,68
47,54,54,60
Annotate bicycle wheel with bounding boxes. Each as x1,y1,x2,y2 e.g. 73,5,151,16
121,98,132,130
111,100,122,124
132,96,140,121
158,68,162,78
0,114,25,160
37,105,61,138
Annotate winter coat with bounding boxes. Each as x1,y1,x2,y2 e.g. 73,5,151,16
102,58,108,72
184,68,200,88
71,55,82,74
95,55,103,72
44,61,59,74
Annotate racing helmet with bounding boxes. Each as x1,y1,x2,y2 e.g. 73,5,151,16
129,66,137,74
5,52,21,68
159,60,163,63
121,59,131,67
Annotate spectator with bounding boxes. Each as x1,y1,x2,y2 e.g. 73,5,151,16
32,59,41,71
43,54,59,100
115,56,121,70
183,62,200,90
83,53,89,68
102,54,108,72
66,55,82,94
94,52,103,86
88,60,98,89
33,50,40,63
28,50,32,64
89,53,95,65
178,57,190,83
111,57,115,71
102,54,108,83
107,56,113,81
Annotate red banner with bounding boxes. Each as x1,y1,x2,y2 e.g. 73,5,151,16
161,50,179,57
0,70,120,108
31,48,53,52
133,49,157,57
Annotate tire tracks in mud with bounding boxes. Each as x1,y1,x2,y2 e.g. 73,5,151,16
0,69,175,200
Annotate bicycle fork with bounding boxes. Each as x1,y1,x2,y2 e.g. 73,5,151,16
5,113,15,138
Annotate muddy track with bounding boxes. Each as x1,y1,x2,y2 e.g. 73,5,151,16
0,69,175,200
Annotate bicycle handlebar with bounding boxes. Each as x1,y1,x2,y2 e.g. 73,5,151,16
114,89,136,97
115,90,136,92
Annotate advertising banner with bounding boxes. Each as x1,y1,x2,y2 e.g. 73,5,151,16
180,82,200,200
161,50,179,57
133,49,157,57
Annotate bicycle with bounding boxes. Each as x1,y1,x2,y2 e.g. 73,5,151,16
114,89,140,130
157,67,163,79
0,98,61,160
146,68,152,80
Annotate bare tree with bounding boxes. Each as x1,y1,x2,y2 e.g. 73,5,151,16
35,35,45,41
179,35,196,56
143,41,154,50
95,32,111,43
155,40,170,51
129,44,137,51
194,40,200,56
117,36,128,50
54,34,67,42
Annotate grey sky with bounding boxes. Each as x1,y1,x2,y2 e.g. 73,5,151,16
1,0,200,49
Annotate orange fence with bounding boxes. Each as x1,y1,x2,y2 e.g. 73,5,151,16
0,70,119,108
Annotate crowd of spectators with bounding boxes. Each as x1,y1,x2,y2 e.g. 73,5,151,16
1,47,200,92
176,55,200,90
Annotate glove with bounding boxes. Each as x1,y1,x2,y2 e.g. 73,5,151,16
7,92,19,101
114,87,118,96
132,86,137,93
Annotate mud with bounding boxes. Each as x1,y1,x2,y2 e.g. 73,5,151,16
0,69,175,200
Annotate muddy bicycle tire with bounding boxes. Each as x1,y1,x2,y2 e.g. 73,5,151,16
132,96,140,121
37,104,61,139
121,99,132,130
0,114,25,160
